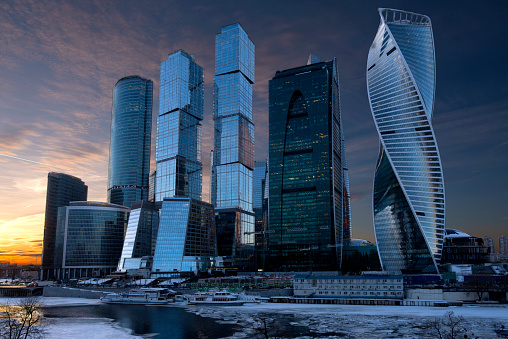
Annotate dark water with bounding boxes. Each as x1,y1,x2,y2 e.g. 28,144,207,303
42,304,239,339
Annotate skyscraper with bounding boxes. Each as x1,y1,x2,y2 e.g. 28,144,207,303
483,237,495,254
41,172,88,280
150,50,216,274
155,50,203,202
342,116,352,243
268,56,343,272
211,23,255,269
152,198,216,274
367,8,445,274
108,76,153,208
117,200,160,272
500,236,508,256
253,160,268,270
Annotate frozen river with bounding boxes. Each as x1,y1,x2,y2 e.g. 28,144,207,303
2,297,507,338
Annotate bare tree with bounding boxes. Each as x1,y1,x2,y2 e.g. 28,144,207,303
0,296,45,339
419,311,472,339
250,313,284,339
464,275,494,301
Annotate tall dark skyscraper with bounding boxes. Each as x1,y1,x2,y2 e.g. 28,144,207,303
367,8,445,274
211,23,255,269
268,56,344,272
41,172,87,280
107,75,153,208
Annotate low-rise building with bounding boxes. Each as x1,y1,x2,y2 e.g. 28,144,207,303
293,274,403,299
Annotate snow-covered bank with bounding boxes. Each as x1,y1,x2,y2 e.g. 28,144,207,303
1,297,140,338
44,318,142,339
0,296,102,307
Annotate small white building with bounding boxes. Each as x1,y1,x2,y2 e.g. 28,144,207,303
293,274,404,299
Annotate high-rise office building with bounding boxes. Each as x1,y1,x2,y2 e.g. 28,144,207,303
483,237,495,254
41,172,88,280
253,160,268,270
367,8,445,274
268,56,343,272
342,127,352,243
149,50,216,274
211,23,255,269
108,75,153,208
148,171,156,202
500,236,508,256
152,198,216,275
54,202,129,279
117,200,160,272
155,50,203,202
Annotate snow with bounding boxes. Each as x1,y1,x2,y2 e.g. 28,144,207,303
3,296,508,338
128,278,154,286
78,278,112,285
185,302,508,338
44,318,141,339
0,297,102,307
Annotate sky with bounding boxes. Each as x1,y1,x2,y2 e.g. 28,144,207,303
1,0,507,265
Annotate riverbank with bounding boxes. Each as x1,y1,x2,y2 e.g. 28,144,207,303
2,296,508,338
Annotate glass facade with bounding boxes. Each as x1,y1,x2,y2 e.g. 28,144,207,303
268,57,344,272
53,202,130,279
152,198,216,273
117,200,160,271
367,8,445,274
212,23,256,270
155,50,203,202
108,76,153,208
253,160,268,270
41,172,88,280
342,125,352,243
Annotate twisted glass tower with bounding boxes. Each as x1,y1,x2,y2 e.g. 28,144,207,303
108,76,153,208
211,23,255,269
367,8,445,274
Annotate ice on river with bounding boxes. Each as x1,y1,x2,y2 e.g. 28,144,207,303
185,302,508,338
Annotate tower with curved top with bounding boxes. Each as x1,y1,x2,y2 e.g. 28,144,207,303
108,75,152,208
367,8,445,274
268,56,344,272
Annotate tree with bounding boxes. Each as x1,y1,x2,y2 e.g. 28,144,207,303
250,313,284,339
465,275,494,301
0,296,45,339
419,311,472,339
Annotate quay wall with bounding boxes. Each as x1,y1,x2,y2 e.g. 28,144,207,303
43,286,110,299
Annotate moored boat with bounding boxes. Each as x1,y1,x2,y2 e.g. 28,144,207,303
101,288,175,305
187,290,246,306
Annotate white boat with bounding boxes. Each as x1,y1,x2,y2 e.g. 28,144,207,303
101,288,175,305
187,290,246,306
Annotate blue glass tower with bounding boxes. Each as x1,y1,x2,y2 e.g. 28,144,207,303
367,8,445,274
211,23,255,269
54,202,130,279
108,76,153,208
155,50,203,201
152,198,216,274
150,50,216,274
